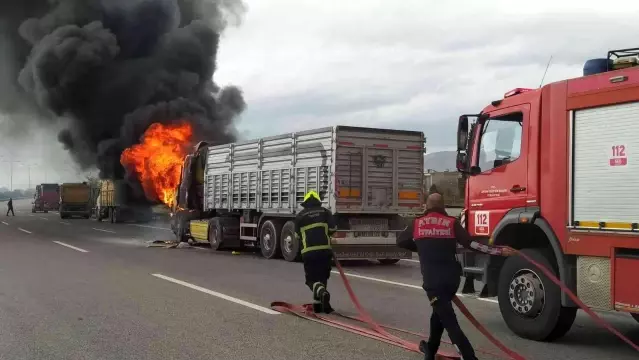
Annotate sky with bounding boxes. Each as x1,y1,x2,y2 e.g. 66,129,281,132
2,0,639,189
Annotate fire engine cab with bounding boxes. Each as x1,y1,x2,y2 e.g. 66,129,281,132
456,48,639,341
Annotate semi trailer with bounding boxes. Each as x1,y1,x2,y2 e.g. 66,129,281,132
171,125,426,263
96,179,152,223
455,47,639,342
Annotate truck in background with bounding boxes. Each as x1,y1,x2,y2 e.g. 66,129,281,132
171,125,425,263
32,183,59,213
455,48,639,342
59,182,91,219
96,179,152,223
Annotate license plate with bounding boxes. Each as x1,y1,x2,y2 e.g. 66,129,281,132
349,218,388,231
354,231,386,237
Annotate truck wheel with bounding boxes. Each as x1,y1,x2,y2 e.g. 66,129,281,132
632,313,639,323
280,221,301,262
208,218,224,251
260,220,282,259
498,248,577,341
176,217,189,243
378,259,400,265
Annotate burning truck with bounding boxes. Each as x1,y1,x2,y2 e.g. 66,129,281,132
169,125,425,263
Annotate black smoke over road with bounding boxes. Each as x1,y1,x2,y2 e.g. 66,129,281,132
0,0,246,202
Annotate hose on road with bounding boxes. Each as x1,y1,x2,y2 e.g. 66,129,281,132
272,249,639,359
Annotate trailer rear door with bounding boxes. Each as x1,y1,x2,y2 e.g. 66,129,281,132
334,126,424,214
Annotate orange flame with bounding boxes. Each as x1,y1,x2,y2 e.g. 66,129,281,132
120,122,193,207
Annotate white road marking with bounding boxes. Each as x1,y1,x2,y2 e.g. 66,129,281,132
60,221,70,225
129,224,171,231
53,241,89,253
333,270,499,304
152,273,280,315
92,228,116,234
333,270,422,289
39,217,48,220
18,228,31,234
400,259,420,263
28,214,34,217
1,221,8,225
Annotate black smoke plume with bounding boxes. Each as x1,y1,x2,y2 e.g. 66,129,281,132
0,0,246,202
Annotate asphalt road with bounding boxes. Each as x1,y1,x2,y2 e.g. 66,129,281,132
1,200,638,360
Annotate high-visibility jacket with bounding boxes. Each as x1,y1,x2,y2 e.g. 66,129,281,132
295,200,337,255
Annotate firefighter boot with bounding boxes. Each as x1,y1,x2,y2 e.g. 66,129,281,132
419,340,438,360
318,287,334,314
312,301,323,313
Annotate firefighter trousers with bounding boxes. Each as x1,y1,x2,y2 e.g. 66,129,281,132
302,249,332,300
425,287,478,360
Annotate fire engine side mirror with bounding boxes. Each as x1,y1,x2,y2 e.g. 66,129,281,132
456,152,468,172
457,115,469,151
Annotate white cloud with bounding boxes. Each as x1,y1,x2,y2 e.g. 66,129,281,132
215,0,639,151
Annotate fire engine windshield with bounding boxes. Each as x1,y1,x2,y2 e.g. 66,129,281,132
477,113,523,172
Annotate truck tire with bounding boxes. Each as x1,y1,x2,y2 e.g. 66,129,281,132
208,217,224,251
498,248,577,341
260,220,282,259
632,313,639,323
176,216,189,243
280,220,301,262
378,259,400,265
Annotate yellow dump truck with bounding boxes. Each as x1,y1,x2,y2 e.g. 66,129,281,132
59,182,91,219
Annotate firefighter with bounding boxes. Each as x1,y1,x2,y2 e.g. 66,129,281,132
295,190,337,314
6,197,14,216
397,193,514,360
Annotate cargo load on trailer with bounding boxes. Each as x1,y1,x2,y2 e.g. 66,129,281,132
59,182,91,219
32,183,59,213
95,179,152,223
170,125,426,263
455,47,639,342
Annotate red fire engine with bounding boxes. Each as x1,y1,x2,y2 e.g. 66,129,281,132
456,48,639,341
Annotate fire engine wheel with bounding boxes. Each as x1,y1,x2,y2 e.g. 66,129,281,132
498,248,577,341
632,313,639,324
280,220,301,262
208,218,224,251
260,220,282,259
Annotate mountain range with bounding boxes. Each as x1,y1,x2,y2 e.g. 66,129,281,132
424,151,456,172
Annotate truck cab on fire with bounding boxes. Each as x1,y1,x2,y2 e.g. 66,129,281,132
455,48,639,342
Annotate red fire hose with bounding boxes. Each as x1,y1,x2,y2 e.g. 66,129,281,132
271,249,639,359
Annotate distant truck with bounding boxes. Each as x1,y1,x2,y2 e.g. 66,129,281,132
59,182,91,219
32,183,59,213
96,179,152,223
171,125,425,263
